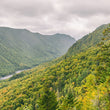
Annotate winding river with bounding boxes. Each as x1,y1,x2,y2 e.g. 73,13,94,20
0,70,25,81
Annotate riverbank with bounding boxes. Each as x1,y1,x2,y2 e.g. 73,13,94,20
0,70,25,81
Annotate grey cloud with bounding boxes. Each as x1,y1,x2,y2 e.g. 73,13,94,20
0,0,110,39
1,0,55,18
57,0,110,17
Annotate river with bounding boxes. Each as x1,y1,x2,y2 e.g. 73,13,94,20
0,70,25,81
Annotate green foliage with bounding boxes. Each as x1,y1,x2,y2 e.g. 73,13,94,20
9,72,25,81
0,27,75,77
95,24,110,84
60,91,77,110
0,24,110,110
66,23,109,57
37,84,58,110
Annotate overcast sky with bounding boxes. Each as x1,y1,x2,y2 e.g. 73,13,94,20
0,0,110,39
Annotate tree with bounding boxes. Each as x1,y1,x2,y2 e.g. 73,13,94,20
60,88,77,110
37,84,58,110
95,25,110,109
96,25,110,84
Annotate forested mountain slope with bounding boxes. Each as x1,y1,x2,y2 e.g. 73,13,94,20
66,24,109,56
0,27,75,77
0,24,109,110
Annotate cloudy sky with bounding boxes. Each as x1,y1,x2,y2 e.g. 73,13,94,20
0,0,110,39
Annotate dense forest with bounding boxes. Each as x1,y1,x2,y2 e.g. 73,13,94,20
0,27,75,77
0,24,110,110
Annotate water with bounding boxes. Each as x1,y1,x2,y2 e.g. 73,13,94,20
0,70,25,81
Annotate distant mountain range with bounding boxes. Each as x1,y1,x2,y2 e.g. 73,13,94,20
0,27,75,77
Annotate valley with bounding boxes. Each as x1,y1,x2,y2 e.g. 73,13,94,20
0,23,110,110
0,27,75,77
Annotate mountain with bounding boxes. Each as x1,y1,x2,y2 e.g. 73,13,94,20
0,24,109,110
0,27,75,77
66,24,109,56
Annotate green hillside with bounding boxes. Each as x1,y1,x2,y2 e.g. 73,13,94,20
0,24,109,110
0,27,75,77
66,24,109,56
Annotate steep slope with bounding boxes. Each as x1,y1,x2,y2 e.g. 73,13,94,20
66,24,109,56
0,27,75,77
0,24,109,110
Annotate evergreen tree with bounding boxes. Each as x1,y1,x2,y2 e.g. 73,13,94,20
96,25,110,84
37,84,58,110
95,25,110,109
60,91,77,110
